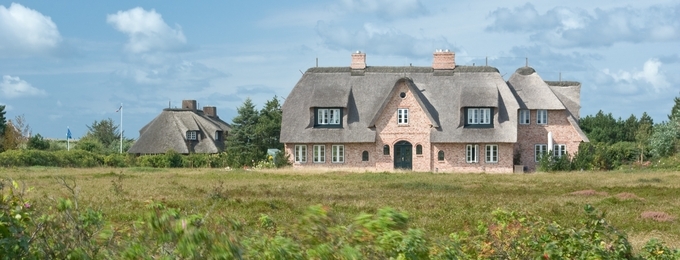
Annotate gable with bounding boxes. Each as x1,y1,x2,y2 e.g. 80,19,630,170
368,78,439,128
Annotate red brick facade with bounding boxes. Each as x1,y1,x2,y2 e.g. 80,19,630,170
515,110,584,171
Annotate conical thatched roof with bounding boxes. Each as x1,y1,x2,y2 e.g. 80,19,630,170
128,109,231,154
507,67,566,110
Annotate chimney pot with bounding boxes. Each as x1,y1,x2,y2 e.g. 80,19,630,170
182,100,197,111
432,50,455,70
203,106,217,117
351,52,366,70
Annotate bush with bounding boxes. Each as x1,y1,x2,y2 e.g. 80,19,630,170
27,133,50,150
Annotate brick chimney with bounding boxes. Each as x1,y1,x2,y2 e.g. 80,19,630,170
432,49,455,70
351,51,366,70
203,106,217,117
182,100,197,111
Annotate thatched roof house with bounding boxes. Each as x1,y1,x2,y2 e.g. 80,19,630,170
128,100,231,154
281,51,588,172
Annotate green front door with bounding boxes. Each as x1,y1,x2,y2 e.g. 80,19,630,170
394,141,412,170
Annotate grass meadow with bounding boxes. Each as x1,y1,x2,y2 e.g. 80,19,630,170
2,167,679,252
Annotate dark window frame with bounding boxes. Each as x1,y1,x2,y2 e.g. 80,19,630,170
314,107,343,128
437,150,445,161
362,151,369,161
464,107,494,128
383,145,390,155
416,145,423,155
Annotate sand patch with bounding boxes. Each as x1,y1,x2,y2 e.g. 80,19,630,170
569,189,608,196
640,211,675,222
615,192,644,200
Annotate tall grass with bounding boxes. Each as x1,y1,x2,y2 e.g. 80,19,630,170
2,167,679,252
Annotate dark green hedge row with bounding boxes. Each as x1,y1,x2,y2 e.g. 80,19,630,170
0,149,230,168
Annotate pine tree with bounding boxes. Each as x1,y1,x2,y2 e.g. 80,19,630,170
0,105,6,137
226,98,262,167
255,96,283,152
668,94,680,121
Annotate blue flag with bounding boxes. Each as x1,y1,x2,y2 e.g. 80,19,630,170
67,128,72,139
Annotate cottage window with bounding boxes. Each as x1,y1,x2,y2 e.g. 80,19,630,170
398,108,409,124
362,151,369,161
465,108,493,128
332,145,344,163
186,131,198,141
295,145,307,163
215,131,223,141
416,145,422,155
519,110,530,125
535,144,548,162
486,144,498,163
537,110,548,125
466,144,478,163
313,145,325,163
315,108,342,127
438,150,444,161
383,145,390,155
553,144,566,158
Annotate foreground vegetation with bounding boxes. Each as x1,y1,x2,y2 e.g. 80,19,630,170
2,167,679,258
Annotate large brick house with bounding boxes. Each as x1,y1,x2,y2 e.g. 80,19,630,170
280,51,588,172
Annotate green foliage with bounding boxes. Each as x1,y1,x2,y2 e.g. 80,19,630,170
256,96,284,152
650,119,679,158
226,98,264,167
0,179,33,259
274,150,291,168
0,149,104,167
0,104,6,137
27,133,50,150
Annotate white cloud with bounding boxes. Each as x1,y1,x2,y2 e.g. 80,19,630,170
0,3,62,55
0,75,47,98
601,58,669,93
339,0,428,20
316,21,453,58
107,7,187,53
487,3,680,47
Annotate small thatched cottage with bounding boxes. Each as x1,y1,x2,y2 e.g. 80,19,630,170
280,51,588,172
128,100,231,154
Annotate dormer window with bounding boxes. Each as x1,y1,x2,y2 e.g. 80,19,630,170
315,108,342,128
215,131,223,141
464,108,493,128
186,130,198,141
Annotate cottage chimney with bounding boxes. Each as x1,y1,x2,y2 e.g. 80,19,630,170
350,51,366,70
203,106,217,117
182,100,197,111
432,49,455,70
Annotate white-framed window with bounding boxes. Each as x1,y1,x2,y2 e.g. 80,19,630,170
535,144,548,162
467,108,491,125
313,145,325,163
466,144,478,163
398,108,409,124
554,144,566,158
186,131,198,141
317,108,341,125
486,144,498,163
332,145,344,163
537,109,548,125
294,145,307,163
519,110,530,125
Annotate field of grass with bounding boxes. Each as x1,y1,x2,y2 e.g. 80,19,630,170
2,167,679,252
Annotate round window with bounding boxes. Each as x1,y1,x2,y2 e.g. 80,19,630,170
399,92,406,98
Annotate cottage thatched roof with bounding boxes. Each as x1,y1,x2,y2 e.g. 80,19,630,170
128,109,231,154
507,67,566,110
281,65,520,143
546,81,581,120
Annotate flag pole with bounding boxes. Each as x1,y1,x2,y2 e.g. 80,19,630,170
120,103,123,154
67,126,70,151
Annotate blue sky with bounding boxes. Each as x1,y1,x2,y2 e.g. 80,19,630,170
0,0,678,139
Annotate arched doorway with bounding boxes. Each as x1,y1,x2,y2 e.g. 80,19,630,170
393,141,412,170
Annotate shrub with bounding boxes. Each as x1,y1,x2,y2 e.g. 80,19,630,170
27,133,50,150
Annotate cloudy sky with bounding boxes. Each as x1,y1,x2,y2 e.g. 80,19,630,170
0,0,678,139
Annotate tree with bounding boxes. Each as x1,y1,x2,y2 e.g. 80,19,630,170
255,96,283,152
1,120,21,151
649,119,679,158
83,118,128,153
226,98,262,167
0,105,6,137
635,122,652,163
27,133,50,150
668,94,680,121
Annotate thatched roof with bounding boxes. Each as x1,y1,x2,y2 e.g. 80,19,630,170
507,67,566,110
128,109,231,154
546,81,582,120
281,65,520,143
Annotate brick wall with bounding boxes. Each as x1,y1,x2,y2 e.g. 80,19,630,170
515,109,584,171
432,143,514,173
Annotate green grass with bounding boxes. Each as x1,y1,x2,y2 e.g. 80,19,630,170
2,167,679,251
